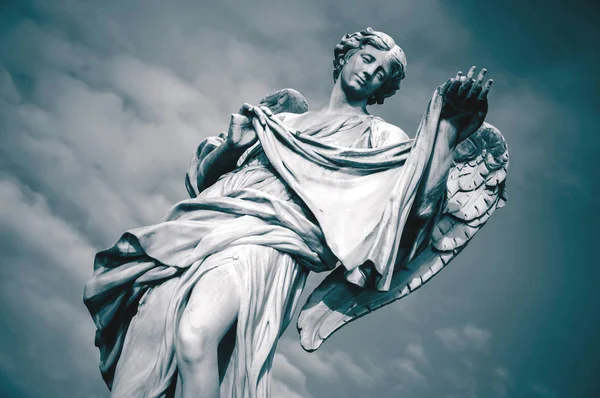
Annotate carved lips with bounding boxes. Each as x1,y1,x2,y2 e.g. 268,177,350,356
354,73,367,87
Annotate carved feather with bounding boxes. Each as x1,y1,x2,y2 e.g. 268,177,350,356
297,122,509,352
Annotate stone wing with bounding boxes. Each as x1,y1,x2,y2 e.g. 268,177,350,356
297,122,509,352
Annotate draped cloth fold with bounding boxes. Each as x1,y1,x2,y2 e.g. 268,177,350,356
252,91,442,290
83,91,444,397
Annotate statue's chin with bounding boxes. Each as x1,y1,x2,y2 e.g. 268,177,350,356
340,79,370,102
344,89,370,104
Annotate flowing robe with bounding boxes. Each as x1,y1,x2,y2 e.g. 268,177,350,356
83,92,446,397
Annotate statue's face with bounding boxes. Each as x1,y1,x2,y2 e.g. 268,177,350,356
339,44,395,101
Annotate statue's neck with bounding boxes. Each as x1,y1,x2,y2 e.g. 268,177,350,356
321,81,369,116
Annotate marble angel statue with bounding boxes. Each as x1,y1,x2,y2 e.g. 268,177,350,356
83,28,509,398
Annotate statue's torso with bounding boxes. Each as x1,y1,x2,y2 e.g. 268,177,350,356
198,112,409,225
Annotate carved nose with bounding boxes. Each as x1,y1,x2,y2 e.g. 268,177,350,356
364,64,378,78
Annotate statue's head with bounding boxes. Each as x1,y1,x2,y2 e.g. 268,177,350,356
333,28,407,105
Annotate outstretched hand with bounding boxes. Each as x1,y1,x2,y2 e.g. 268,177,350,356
439,66,493,145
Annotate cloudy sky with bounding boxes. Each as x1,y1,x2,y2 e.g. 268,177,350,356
0,0,598,397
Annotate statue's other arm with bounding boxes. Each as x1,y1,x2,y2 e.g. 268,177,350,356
185,89,309,197
185,104,269,197
185,134,249,198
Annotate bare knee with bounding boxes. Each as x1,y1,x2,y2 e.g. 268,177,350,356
176,265,240,367
177,318,220,365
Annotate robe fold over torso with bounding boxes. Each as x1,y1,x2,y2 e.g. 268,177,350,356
83,91,444,395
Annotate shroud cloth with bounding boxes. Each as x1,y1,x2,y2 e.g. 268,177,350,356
83,91,445,397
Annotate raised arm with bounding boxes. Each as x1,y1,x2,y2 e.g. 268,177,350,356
296,69,503,353
410,66,492,220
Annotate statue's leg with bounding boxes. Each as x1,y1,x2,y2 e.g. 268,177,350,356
174,264,240,398
218,245,309,398
174,324,236,398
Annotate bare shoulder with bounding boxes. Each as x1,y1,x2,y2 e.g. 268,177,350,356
371,117,410,147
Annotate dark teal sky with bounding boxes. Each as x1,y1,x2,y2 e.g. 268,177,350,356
0,0,598,397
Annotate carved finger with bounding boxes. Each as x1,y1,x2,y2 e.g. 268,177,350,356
251,116,262,132
457,78,474,99
466,82,483,103
466,65,477,79
239,102,254,115
252,106,267,126
476,68,487,85
259,105,273,117
231,113,250,127
439,79,452,96
455,71,463,80
478,79,493,101
447,78,462,98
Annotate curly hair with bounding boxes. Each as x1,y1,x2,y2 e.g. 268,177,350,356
333,27,407,105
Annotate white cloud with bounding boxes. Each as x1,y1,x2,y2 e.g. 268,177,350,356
530,383,558,398
494,367,509,379
391,358,426,381
0,178,96,281
0,66,21,103
0,178,105,396
277,337,382,389
385,342,430,389
435,328,466,351
435,324,492,352
271,380,309,398
442,366,480,398
277,338,338,380
405,342,429,365
491,366,511,397
463,324,492,351
272,353,313,398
